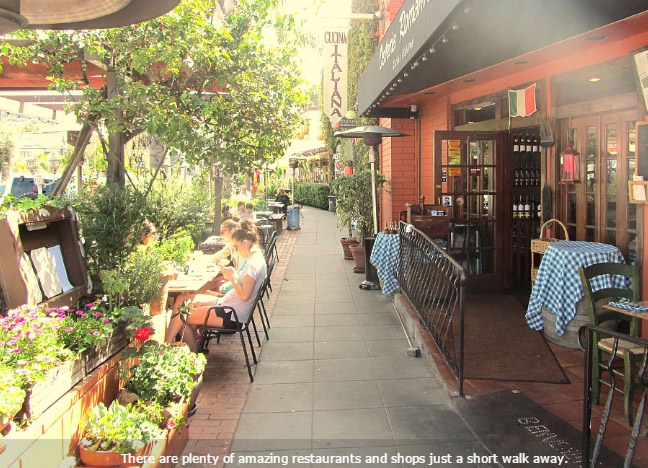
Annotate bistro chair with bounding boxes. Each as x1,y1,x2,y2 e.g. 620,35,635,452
578,262,641,425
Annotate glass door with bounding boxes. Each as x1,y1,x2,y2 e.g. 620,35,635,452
434,131,504,290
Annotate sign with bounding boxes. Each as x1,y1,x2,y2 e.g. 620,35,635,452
335,118,357,130
633,48,648,113
323,28,348,126
357,0,461,113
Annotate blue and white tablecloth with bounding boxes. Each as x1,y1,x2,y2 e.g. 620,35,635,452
526,241,627,336
370,233,401,296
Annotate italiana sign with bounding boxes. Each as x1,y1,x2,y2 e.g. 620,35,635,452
323,28,348,126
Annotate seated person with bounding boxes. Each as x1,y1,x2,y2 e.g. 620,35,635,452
141,220,159,247
275,188,290,213
240,202,254,219
235,201,246,219
222,204,233,221
213,219,241,268
166,222,267,351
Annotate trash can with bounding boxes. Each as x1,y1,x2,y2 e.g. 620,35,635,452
287,206,301,230
328,195,336,213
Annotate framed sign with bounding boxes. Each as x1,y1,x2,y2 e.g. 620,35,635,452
632,47,648,113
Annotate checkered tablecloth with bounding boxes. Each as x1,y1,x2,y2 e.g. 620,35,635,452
370,233,401,296
526,241,627,335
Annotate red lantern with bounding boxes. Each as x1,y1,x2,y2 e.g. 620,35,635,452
559,144,580,184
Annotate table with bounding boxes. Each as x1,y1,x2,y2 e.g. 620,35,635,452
603,301,648,321
526,241,626,336
267,201,285,213
254,211,273,219
369,233,401,296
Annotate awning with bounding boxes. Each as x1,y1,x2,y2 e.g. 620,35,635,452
358,0,648,117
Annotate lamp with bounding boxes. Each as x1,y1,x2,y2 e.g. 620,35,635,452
559,144,580,184
335,126,408,290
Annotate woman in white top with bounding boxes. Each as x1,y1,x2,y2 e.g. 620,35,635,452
165,221,267,351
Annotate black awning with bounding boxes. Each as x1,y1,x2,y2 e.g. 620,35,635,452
358,0,648,116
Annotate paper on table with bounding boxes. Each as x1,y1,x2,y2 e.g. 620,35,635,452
20,252,43,303
30,247,63,298
48,245,74,292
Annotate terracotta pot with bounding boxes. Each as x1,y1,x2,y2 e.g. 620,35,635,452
349,244,365,274
340,238,359,260
79,446,125,467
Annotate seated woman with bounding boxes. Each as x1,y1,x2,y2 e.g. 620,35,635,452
165,221,267,351
275,188,290,213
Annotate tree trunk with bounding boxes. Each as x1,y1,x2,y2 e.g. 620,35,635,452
106,69,125,186
213,176,223,235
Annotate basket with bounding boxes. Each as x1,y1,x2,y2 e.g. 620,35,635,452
531,219,569,286
530,219,569,255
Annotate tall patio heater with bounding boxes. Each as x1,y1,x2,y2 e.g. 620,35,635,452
335,126,407,290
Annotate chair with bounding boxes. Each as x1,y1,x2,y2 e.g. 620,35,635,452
578,262,641,425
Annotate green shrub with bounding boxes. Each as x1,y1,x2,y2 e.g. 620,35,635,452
118,246,165,307
294,183,330,209
156,229,194,268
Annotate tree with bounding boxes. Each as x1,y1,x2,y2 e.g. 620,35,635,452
3,0,308,182
0,126,13,178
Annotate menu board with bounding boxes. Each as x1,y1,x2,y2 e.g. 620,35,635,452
633,48,648,113
447,140,462,165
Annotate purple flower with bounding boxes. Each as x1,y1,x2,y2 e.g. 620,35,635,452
91,331,99,336
11,348,22,353
51,324,60,330
103,319,111,324
92,312,103,318
42,356,52,362
6,339,16,346
85,303,95,309
65,327,74,332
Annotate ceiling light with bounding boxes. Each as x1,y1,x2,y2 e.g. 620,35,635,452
421,54,428,62
451,23,459,31
442,36,448,44
403,73,409,78
386,91,390,95
585,35,607,41
589,77,601,82
397,78,402,83
429,46,436,54
474,107,482,111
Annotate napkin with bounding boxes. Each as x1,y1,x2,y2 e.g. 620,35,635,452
608,298,648,313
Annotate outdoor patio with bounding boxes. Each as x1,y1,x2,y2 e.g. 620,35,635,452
180,207,648,468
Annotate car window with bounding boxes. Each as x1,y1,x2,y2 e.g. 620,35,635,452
10,177,38,197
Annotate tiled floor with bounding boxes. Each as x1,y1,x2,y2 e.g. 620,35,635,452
179,207,648,468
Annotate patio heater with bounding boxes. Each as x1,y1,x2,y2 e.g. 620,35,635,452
335,126,407,290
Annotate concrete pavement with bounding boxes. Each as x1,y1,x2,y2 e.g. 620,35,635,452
226,207,493,467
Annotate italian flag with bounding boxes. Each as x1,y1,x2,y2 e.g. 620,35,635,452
508,84,537,117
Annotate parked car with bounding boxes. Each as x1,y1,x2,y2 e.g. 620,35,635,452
3,174,58,199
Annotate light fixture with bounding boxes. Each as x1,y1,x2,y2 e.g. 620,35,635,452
429,46,436,54
403,72,409,78
451,23,459,31
588,77,601,82
386,91,390,95
412,60,419,68
442,36,448,44
559,144,581,184
464,6,471,13
474,107,482,111
397,78,402,83
410,104,418,112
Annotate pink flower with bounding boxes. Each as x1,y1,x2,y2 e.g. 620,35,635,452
92,312,103,318
65,327,74,332
85,303,95,309
6,339,16,346
11,348,22,353
75,311,86,317
91,331,99,336
166,421,176,430
16,369,27,376
103,319,111,324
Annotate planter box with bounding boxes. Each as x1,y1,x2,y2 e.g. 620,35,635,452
82,326,128,375
23,358,85,420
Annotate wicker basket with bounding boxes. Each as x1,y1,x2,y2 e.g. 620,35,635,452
531,219,569,286
531,219,569,255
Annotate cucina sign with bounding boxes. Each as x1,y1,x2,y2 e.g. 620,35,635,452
324,30,347,44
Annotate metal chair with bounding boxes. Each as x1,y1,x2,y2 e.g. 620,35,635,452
578,262,641,425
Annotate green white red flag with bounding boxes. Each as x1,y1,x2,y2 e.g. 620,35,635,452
508,84,537,117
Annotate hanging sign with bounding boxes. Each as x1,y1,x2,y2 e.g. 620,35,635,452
323,28,348,126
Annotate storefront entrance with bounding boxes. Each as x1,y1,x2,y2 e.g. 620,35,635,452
434,131,505,291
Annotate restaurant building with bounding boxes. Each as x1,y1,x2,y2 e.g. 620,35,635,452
360,0,648,293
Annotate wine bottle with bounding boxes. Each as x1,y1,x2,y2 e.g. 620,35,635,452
525,134,532,153
513,197,518,219
532,135,539,153
513,134,519,153
524,197,531,219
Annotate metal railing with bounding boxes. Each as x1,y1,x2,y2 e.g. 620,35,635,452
396,221,466,395
580,324,648,468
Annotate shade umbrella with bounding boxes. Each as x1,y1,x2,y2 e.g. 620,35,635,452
0,0,180,34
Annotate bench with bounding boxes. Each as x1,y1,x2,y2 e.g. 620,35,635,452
269,213,284,235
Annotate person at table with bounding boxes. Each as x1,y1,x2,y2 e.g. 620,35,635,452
234,201,246,219
240,202,254,220
213,219,241,268
222,204,233,221
141,220,158,247
165,223,267,351
275,188,290,213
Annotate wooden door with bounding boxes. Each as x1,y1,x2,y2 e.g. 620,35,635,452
559,110,641,263
434,131,504,290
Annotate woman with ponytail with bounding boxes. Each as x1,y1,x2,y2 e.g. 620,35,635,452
166,219,267,350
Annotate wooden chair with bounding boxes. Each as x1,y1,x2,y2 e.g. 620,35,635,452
578,262,641,425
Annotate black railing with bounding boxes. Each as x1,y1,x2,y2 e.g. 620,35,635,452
396,221,466,395
580,325,648,468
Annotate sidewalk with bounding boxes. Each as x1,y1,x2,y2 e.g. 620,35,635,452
224,207,491,466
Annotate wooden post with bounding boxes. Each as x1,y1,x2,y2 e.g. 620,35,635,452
106,69,125,185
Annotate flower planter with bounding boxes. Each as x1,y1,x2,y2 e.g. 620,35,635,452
79,442,153,468
349,244,365,274
340,238,359,260
83,325,128,375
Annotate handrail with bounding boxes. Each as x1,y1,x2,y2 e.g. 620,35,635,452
395,221,466,394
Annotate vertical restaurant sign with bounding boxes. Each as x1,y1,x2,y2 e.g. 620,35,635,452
323,28,348,126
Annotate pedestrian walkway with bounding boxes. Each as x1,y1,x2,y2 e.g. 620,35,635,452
225,207,492,467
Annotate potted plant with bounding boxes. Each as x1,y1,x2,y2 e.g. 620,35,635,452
330,169,385,269
0,365,26,434
79,401,162,467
